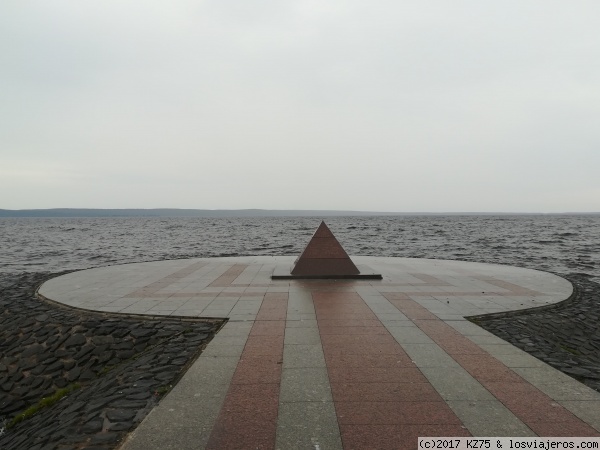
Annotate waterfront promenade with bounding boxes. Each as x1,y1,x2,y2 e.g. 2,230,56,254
37,256,600,449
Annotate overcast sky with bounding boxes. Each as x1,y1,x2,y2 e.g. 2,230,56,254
1,1,599,212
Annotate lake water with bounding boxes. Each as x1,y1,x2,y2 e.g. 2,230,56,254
0,215,598,283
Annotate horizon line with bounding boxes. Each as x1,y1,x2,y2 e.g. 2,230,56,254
1,207,599,216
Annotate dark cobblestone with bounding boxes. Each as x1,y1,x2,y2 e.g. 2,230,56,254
472,273,600,392
0,271,225,450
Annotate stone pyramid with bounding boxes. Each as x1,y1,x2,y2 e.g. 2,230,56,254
291,221,360,276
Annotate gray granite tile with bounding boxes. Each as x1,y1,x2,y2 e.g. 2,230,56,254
276,402,342,450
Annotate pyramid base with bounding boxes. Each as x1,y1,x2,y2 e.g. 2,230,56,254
271,264,382,280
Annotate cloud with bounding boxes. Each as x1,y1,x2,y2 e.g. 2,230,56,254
1,1,599,211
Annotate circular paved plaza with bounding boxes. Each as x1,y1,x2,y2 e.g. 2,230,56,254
37,257,600,448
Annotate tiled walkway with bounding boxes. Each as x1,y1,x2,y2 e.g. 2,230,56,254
37,256,600,449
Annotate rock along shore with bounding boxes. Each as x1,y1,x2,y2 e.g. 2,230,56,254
0,272,224,450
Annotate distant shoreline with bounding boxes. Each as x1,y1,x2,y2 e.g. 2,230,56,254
1,208,599,218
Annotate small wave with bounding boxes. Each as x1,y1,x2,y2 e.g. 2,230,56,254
0,215,599,280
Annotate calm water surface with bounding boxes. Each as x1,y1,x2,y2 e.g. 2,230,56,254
0,216,598,283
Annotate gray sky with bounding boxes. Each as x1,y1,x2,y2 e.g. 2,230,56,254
1,1,599,212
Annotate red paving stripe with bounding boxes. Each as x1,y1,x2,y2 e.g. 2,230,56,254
231,356,283,384
242,335,285,357
472,276,543,296
313,292,365,302
326,354,414,368
208,264,250,287
330,382,442,402
206,391,279,450
249,320,286,336
324,342,406,356
316,312,379,321
318,326,390,335
335,401,463,425
124,261,208,297
328,366,426,383
315,291,470,449
317,319,384,328
255,293,288,320
339,424,470,450
293,282,361,290
385,294,600,437
206,294,288,450
387,299,439,320
321,334,399,345
408,273,452,285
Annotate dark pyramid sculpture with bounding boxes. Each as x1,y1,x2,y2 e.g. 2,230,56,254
291,221,360,276
271,221,382,279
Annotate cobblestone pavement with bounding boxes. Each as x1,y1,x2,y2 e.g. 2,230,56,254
0,272,224,450
473,273,600,393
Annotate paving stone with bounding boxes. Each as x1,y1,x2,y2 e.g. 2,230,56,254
112,341,134,351
79,369,97,381
279,368,333,402
74,345,95,359
276,401,342,450
282,344,326,369
106,409,137,422
92,336,114,345
446,400,535,436
90,432,120,444
126,391,151,401
108,421,134,432
45,360,64,372
64,334,87,347
0,271,222,450
130,328,156,338
22,344,44,358
110,400,148,409
116,350,135,360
